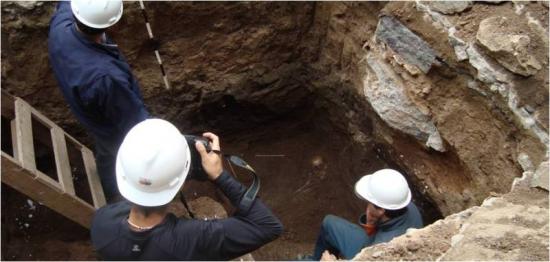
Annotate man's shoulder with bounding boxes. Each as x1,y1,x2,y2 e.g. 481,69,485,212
94,200,132,220
402,202,423,229
90,201,131,249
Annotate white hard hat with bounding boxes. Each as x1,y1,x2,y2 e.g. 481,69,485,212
116,119,191,207
354,169,411,210
71,0,123,29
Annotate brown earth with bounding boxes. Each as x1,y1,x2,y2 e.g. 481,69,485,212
178,104,442,260
1,1,548,261
1,185,96,260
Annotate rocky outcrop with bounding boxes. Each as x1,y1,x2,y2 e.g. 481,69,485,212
357,0,548,216
374,15,438,74
364,52,445,152
417,0,549,145
440,194,549,260
476,16,542,76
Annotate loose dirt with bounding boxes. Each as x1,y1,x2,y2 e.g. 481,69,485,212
181,103,441,260
1,185,96,260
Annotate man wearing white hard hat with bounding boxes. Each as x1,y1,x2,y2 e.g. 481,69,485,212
312,169,423,260
90,119,283,260
48,0,149,202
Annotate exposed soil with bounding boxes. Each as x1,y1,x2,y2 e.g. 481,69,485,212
167,99,442,260
1,95,442,261
1,1,548,261
1,185,96,260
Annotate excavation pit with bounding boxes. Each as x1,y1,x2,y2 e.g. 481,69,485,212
176,95,443,260
1,92,443,260
3,1,546,260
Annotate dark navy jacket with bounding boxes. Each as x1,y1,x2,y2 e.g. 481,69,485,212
91,171,284,260
48,1,149,199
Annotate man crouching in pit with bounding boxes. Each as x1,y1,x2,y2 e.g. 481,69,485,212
90,119,283,260
313,169,423,260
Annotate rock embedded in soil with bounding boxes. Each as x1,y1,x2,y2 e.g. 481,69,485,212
374,15,438,74
476,16,542,76
364,53,445,152
531,161,549,191
422,1,473,14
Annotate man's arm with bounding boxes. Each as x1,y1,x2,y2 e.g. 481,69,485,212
99,75,150,136
191,172,283,260
189,133,283,260
50,1,73,29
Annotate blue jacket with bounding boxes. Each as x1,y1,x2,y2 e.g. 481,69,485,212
91,171,283,260
48,1,149,145
48,1,149,199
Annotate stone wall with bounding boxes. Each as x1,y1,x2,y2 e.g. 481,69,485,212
302,1,548,215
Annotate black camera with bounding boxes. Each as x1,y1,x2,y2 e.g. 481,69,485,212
184,135,212,181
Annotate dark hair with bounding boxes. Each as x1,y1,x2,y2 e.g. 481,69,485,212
371,203,408,219
74,15,105,35
134,204,168,217
384,207,407,219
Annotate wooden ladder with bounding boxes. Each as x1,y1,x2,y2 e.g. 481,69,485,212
1,90,106,228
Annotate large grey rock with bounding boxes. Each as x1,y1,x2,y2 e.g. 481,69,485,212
364,53,445,152
531,161,549,191
375,15,438,74
423,1,473,14
476,16,542,76
465,44,510,95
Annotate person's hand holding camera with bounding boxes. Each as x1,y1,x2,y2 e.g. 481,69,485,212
195,132,223,181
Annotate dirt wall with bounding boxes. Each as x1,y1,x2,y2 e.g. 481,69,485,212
1,1,549,260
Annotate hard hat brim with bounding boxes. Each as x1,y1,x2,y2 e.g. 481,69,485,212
354,174,411,210
116,140,191,207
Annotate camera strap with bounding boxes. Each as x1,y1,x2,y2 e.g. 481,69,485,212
224,155,260,213
179,191,196,219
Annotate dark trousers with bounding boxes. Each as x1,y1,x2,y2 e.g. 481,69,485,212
94,138,121,203
313,215,371,260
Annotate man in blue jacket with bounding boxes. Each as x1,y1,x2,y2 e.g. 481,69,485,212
48,0,149,202
313,169,423,260
91,119,283,260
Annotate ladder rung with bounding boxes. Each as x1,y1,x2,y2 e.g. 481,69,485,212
35,169,64,194
51,127,76,196
14,98,36,171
